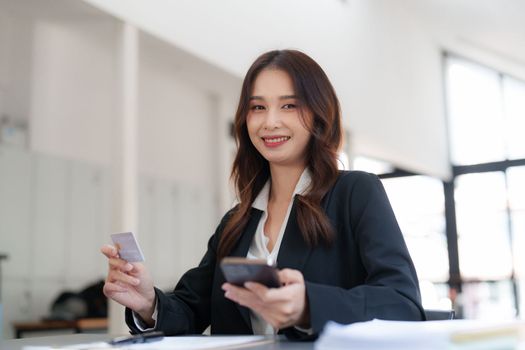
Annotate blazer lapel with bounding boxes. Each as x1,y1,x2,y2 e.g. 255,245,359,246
228,208,263,332
276,198,312,272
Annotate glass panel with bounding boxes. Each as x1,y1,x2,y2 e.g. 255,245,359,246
503,77,525,159
338,151,350,171
507,166,525,211
508,166,525,278
519,279,525,321
420,281,452,310
351,155,393,175
461,281,516,320
512,212,525,279
455,172,512,279
509,167,525,316
381,176,448,282
446,58,506,165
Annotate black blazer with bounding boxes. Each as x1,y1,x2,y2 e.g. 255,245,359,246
126,171,425,339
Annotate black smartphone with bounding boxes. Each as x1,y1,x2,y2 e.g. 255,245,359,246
108,331,164,345
220,257,281,288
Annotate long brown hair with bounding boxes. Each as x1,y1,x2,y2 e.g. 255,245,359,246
217,49,343,259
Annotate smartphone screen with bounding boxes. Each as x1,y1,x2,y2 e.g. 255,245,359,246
220,257,281,288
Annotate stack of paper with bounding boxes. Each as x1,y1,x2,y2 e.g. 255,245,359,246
315,319,525,350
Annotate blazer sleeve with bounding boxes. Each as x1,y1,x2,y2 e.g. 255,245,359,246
125,209,233,335
295,172,425,337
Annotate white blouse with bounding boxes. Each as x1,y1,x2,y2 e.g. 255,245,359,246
247,169,312,335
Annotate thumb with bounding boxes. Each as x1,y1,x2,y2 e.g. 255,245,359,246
278,268,303,285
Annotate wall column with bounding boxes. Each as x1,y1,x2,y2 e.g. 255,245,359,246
109,21,139,335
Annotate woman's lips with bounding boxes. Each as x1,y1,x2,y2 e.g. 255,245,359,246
262,136,290,148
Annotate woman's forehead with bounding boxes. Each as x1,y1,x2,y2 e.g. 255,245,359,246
251,69,296,98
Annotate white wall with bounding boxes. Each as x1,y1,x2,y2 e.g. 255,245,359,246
406,0,525,82
29,18,118,165
0,147,112,338
136,33,238,285
0,4,239,338
342,1,448,177
0,13,33,123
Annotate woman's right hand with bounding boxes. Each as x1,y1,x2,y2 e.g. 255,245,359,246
101,244,156,324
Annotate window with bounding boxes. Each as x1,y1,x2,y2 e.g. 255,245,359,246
446,58,506,165
445,55,525,320
454,172,512,280
352,156,450,309
381,176,448,283
350,55,525,319
507,166,525,317
503,78,525,159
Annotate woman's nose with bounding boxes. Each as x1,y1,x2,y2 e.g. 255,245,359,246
263,108,281,130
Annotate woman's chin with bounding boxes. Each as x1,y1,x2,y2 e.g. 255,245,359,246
265,157,304,168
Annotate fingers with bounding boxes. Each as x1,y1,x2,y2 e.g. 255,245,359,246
101,244,118,259
222,269,305,305
107,269,140,286
108,258,133,272
222,283,259,306
222,282,304,330
244,282,288,303
222,282,285,309
278,269,303,285
103,281,128,295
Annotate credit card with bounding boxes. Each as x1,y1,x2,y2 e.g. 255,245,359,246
111,232,145,262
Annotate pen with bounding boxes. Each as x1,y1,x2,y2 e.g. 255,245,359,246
109,331,164,345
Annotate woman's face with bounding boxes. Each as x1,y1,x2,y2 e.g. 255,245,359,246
246,69,312,168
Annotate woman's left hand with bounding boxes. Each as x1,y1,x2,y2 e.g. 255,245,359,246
222,268,310,330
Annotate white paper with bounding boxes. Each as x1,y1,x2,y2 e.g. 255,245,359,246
125,336,268,349
315,319,524,350
23,336,270,350
23,342,111,350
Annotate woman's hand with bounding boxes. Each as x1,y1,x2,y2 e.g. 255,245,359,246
101,244,156,324
222,268,310,330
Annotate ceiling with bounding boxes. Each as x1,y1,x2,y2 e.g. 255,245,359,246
407,0,525,68
0,0,108,19
1,0,523,74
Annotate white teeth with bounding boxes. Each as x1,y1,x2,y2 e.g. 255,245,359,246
264,137,290,143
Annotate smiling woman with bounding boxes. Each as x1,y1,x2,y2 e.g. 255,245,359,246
222,50,343,260
101,49,425,341
246,69,312,170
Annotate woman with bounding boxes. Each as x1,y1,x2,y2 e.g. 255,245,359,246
101,49,425,340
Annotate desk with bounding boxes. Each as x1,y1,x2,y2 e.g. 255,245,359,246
1,334,314,349
12,318,108,338
0,253,7,301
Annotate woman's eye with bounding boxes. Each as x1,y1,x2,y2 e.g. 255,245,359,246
282,104,296,109
251,105,265,111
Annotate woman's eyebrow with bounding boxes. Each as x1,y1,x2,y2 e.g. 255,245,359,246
248,95,297,101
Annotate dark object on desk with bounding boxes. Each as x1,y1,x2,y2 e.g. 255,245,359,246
14,280,108,338
424,309,455,320
0,253,8,302
50,292,87,321
109,331,164,345
79,280,107,318
48,280,107,321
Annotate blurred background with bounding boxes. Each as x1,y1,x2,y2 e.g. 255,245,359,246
0,0,524,340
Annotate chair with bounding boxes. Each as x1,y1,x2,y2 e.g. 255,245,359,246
424,309,455,321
